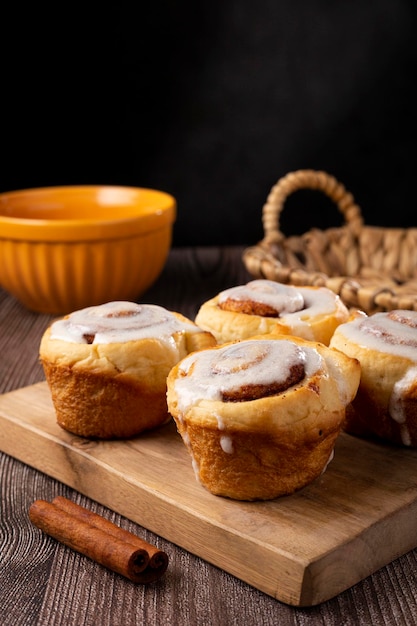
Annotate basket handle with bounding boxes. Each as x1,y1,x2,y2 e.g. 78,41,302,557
262,169,364,241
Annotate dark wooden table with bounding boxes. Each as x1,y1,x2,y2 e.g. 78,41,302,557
1,246,417,626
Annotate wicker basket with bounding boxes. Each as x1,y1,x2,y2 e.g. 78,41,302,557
243,169,417,314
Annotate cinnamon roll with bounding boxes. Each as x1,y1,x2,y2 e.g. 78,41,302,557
330,310,417,447
194,279,350,345
166,335,360,500
40,301,216,439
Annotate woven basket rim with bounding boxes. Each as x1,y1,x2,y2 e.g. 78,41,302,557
242,169,417,314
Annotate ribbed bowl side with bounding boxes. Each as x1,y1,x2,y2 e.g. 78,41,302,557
0,227,171,314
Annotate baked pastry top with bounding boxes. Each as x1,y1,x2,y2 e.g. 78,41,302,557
167,334,360,500
330,309,417,447
41,301,214,381
40,301,216,438
194,279,350,345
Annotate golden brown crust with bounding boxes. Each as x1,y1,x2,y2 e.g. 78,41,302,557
195,284,350,346
218,297,279,318
167,334,360,500
41,360,170,439
221,359,305,402
181,421,341,501
40,306,217,439
330,314,417,447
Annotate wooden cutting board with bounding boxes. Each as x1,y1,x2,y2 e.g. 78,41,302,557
1,382,417,607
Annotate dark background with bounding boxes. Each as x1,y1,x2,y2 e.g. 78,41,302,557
1,1,416,246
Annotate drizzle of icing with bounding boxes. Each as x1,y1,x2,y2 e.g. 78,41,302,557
49,301,199,345
335,310,417,360
182,431,191,446
389,365,417,446
219,280,304,314
174,339,323,414
321,449,335,475
217,280,347,339
191,456,201,483
220,435,234,454
214,413,226,430
335,311,417,445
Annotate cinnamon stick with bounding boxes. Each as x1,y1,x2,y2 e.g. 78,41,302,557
29,497,169,583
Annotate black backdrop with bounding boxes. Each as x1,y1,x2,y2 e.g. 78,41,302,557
1,1,416,246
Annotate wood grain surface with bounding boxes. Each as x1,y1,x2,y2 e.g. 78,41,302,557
2,381,417,607
2,247,417,625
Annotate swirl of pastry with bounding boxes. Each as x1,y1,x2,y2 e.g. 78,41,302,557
50,301,203,346
175,339,321,406
218,280,305,317
40,301,216,439
167,335,361,500
330,310,417,447
330,310,417,358
195,279,350,345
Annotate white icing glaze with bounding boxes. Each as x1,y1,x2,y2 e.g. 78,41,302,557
220,435,234,454
218,280,347,339
399,425,412,447
335,310,417,361
389,365,417,446
174,339,323,414
191,456,201,482
335,311,417,444
324,357,353,407
219,280,304,313
214,413,226,430
320,449,335,475
49,301,199,345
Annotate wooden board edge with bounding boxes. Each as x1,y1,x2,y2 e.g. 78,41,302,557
299,500,417,606
2,382,417,606
0,403,309,606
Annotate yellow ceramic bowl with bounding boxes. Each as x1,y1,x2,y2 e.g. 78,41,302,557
0,185,176,314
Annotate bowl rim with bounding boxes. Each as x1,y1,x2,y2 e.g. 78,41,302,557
0,185,176,241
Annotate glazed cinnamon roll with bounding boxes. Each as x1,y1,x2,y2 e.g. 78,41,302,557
330,310,417,447
194,279,350,346
40,301,216,439
167,335,360,500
